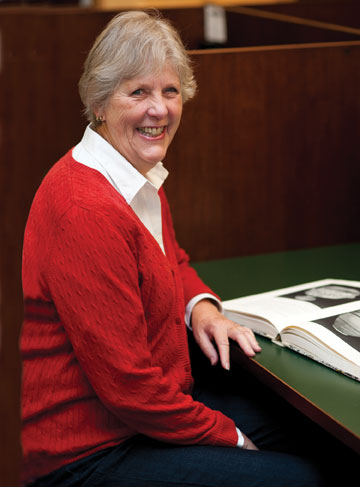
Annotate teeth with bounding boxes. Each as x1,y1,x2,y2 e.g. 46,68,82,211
137,127,164,137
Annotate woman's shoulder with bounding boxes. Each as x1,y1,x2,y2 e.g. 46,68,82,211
26,150,141,256
26,150,143,255
35,149,130,218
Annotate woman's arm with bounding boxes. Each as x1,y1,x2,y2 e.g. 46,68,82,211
160,189,261,370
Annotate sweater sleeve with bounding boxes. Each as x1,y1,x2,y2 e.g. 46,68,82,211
46,205,237,448
159,188,221,305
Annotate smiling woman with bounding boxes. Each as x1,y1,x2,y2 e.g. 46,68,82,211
78,10,196,127
77,11,190,175
20,9,337,487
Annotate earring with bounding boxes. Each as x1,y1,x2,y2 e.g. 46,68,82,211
96,115,104,123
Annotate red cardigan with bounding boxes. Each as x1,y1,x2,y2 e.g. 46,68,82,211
21,151,237,484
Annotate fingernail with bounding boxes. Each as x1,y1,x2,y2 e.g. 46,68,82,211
225,362,230,371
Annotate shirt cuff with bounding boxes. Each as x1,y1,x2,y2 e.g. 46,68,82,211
185,293,223,330
236,427,245,448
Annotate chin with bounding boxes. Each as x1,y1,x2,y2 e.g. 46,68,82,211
143,152,167,165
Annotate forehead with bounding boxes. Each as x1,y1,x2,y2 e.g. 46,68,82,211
121,65,180,88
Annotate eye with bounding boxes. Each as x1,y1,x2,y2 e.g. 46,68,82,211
165,86,178,93
164,86,179,96
131,88,143,96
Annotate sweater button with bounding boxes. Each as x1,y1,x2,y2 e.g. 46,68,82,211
175,318,181,325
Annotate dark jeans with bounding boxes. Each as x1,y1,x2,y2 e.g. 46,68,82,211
29,343,357,487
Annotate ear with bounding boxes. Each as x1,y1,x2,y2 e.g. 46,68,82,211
93,105,105,122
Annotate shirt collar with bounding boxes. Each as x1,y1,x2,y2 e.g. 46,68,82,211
73,125,169,204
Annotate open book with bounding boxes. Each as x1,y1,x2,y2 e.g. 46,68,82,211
223,279,360,381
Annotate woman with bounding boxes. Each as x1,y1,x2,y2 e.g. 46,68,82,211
21,10,329,487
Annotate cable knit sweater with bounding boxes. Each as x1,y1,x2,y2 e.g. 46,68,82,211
21,151,238,484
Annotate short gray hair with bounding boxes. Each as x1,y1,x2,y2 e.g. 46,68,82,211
79,10,197,125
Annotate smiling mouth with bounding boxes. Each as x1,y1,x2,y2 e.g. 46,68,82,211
137,126,165,138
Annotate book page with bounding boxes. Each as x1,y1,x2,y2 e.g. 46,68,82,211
223,279,360,332
281,312,360,366
224,297,322,332
279,282,360,309
285,308,360,353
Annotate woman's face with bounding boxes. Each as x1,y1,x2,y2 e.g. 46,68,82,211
97,66,183,175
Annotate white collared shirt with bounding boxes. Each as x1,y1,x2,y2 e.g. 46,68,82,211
72,126,220,328
73,125,168,253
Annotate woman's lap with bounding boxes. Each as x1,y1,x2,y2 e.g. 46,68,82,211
31,338,356,487
81,437,324,487
31,368,333,487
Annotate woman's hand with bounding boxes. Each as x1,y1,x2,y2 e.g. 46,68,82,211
242,433,259,451
191,299,261,370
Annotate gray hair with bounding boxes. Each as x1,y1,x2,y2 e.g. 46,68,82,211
79,10,197,125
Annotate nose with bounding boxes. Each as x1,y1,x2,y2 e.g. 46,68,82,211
147,94,168,119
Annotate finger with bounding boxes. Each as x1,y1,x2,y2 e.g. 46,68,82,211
237,333,259,357
242,327,262,351
195,330,219,366
212,327,231,370
231,324,260,346
242,433,259,451
228,326,261,356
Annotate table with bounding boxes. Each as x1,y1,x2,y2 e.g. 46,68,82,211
192,243,360,454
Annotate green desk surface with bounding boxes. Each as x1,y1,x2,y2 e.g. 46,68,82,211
192,243,360,453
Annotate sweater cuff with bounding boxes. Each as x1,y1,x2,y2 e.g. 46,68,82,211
185,293,223,330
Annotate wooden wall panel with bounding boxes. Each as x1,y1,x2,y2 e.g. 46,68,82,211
225,7,360,47
165,42,360,260
252,1,360,30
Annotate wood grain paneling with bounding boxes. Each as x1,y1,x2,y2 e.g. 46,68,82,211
251,0,360,30
225,7,360,47
165,42,360,260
